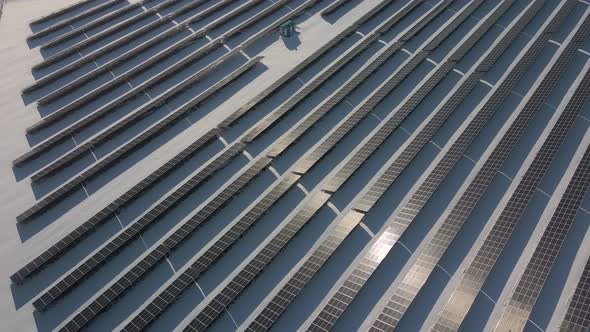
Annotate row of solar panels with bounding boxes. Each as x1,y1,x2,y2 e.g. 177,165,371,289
17,0,448,326
31,0,145,49
242,0,522,329
28,0,126,36
14,0,590,331
30,0,427,311
24,0,298,166
28,0,110,26
15,0,322,223
10,0,382,284
21,0,275,145
59,0,468,322
31,0,524,330
23,0,213,93
334,2,590,331
29,0,267,82
160,1,590,331
257,0,517,329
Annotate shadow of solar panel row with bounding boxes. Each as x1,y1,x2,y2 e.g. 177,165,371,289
27,0,125,42
29,0,111,26
180,2,460,329
23,0,221,94
561,255,590,331
430,6,590,332
271,2,522,331
492,57,590,332
246,1,512,329
16,55,261,223
9,0,365,285
32,142,245,312
60,156,272,332
9,0,371,284
52,1,437,325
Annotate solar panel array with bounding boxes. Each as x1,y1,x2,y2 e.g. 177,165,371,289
363,1,581,330
493,65,590,330
562,256,590,331
431,7,590,331
6,0,590,331
246,0,509,329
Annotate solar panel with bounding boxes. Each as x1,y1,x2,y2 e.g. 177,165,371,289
27,0,126,42
37,2,144,50
32,143,244,311
15,3,320,181
53,3,429,323
31,0,216,103
561,255,590,331
23,0,223,95
265,37,424,157
58,157,272,331
29,0,111,26
11,0,361,284
245,1,514,329
183,191,331,332
37,0,194,51
16,56,260,223
33,0,265,71
16,1,335,224
226,0,323,51
177,1,461,330
20,39,226,160
25,0,292,133
22,0,356,316
9,128,218,284
8,0,590,331
492,64,590,332
120,173,300,331
428,6,590,332
355,1,577,330
321,0,356,17
100,4,445,327
240,0,429,145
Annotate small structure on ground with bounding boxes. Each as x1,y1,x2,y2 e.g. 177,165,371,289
280,20,296,37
